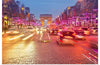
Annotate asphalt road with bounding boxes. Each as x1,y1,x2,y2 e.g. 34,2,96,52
2,29,98,64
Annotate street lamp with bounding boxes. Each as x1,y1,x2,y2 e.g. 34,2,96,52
67,7,70,10
4,16,7,19
27,13,30,26
21,7,24,11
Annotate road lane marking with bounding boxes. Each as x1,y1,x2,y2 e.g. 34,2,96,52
40,33,43,40
82,54,97,64
22,33,35,40
9,34,24,40
88,53,98,59
92,49,98,54
48,33,50,40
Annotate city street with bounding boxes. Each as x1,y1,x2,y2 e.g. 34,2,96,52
2,0,98,64
2,28,98,64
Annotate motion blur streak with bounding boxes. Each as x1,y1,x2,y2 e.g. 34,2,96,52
22,34,34,40
6,31,11,33
9,34,24,40
13,31,19,33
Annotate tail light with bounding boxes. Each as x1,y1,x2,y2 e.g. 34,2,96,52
72,32,76,36
58,30,60,32
60,40,63,43
93,30,96,33
84,31,89,35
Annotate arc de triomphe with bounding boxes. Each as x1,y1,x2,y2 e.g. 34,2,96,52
40,14,52,26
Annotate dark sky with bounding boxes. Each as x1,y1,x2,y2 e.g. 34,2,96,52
16,0,78,20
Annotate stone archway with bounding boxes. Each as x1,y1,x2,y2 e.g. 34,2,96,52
40,14,52,26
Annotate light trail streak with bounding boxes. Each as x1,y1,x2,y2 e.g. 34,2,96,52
6,31,11,33
47,33,50,40
22,33,34,40
9,34,24,40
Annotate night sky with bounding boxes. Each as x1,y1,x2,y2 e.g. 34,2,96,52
16,0,78,20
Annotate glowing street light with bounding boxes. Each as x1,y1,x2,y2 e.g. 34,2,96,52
21,7,24,11
67,7,71,10
4,16,7,19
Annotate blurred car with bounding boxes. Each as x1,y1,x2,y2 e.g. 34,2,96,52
74,29,86,40
49,29,59,35
81,28,90,35
74,30,84,35
91,28,98,35
27,26,34,32
57,31,76,45
74,35,86,40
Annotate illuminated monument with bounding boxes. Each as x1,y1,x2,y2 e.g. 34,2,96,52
40,14,52,26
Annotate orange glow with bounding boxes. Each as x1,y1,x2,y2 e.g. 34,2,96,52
21,7,24,11
84,31,90,35
9,34,24,40
67,7,70,10
4,16,7,19
72,32,76,36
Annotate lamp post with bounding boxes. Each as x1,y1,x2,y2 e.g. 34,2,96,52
3,1,9,34
28,13,30,26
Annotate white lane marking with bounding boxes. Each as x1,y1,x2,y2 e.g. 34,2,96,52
48,33,50,40
22,33,35,40
82,54,97,64
88,53,98,59
9,34,24,40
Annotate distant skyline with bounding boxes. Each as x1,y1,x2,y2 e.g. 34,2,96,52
16,0,78,20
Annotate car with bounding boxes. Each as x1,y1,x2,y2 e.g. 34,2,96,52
49,29,59,35
81,28,90,35
74,35,86,40
74,30,84,35
74,29,86,40
57,31,76,45
91,28,98,35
